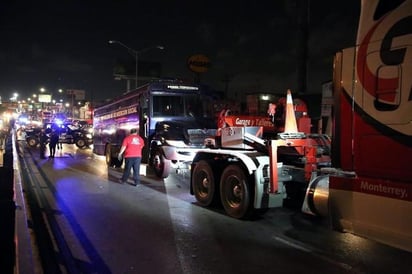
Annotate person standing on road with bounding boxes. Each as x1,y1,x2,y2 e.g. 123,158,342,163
49,129,59,158
117,128,144,186
39,128,48,159
16,127,27,157
56,125,63,150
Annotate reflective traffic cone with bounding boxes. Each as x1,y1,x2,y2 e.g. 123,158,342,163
283,89,298,133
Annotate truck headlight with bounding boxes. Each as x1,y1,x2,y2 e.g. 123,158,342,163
165,140,187,147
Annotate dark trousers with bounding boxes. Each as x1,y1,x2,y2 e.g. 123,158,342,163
49,144,57,157
121,157,141,184
17,140,25,157
40,144,46,159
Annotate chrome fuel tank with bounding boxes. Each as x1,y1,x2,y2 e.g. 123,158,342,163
302,175,329,217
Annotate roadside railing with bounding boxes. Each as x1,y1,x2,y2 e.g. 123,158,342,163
0,131,5,166
0,129,15,273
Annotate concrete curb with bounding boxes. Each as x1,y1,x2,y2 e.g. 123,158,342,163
12,131,37,274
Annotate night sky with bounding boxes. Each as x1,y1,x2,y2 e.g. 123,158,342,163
0,1,360,102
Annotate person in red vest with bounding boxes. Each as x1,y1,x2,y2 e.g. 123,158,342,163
117,128,145,186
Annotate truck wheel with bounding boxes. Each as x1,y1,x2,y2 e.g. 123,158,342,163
105,145,112,166
192,160,217,207
152,149,171,178
75,138,86,149
114,158,122,168
105,144,116,167
106,144,122,168
27,136,39,148
220,165,253,219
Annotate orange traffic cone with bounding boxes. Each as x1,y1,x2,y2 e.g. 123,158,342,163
283,89,298,133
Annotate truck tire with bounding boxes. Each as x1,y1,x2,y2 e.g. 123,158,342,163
75,138,86,149
114,158,123,168
192,160,218,207
151,149,171,178
105,145,113,166
220,165,253,219
26,136,39,148
105,144,122,168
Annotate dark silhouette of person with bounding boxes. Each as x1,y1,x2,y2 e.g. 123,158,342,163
49,129,59,158
56,125,63,150
39,128,48,159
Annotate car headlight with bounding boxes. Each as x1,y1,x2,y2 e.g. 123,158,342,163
165,140,187,147
85,134,92,139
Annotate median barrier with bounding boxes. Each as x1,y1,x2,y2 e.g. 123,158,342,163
0,133,15,273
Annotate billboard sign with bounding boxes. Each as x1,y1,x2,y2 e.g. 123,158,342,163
67,89,85,100
38,93,52,103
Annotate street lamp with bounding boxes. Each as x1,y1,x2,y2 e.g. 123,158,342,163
108,40,164,89
10,92,18,102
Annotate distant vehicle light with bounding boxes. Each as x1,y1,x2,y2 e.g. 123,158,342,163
167,85,199,90
32,121,42,127
18,117,28,124
103,128,116,135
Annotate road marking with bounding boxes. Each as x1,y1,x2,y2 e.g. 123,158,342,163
273,236,355,272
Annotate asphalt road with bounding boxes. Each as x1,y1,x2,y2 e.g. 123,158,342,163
14,144,412,274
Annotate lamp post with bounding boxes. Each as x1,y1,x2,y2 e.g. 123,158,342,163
108,40,164,89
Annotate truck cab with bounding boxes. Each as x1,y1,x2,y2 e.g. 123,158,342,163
143,84,217,177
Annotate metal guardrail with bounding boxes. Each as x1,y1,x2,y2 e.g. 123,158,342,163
0,133,5,167
0,130,14,273
0,129,36,273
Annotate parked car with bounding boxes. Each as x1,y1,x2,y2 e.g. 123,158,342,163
26,122,93,149
54,122,93,148
25,126,42,148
